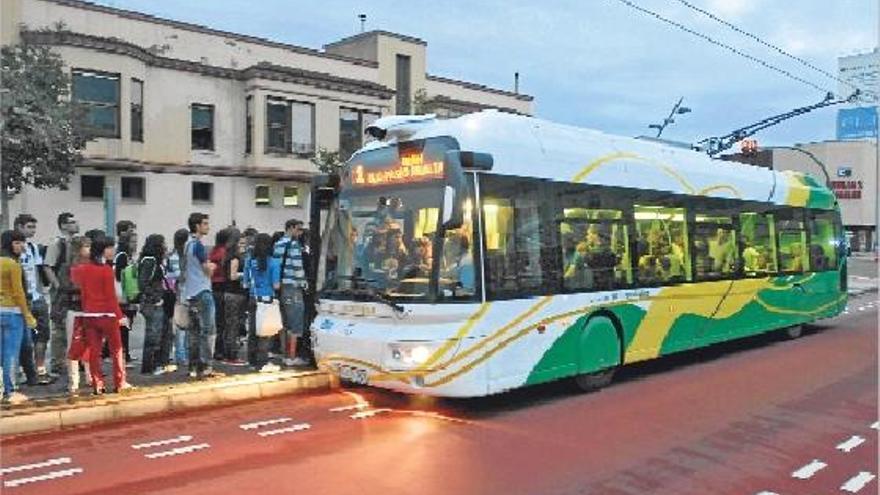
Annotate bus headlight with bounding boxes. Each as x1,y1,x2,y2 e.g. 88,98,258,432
387,342,439,368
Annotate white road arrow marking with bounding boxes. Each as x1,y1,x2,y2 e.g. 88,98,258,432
841,472,876,493
131,435,194,450
351,408,391,420
836,435,866,453
329,404,368,412
257,423,311,437
239,417,293,430
870,421,879,430
0,457,72,475
3,468,84,488
791,459,827,479
144,443,210,459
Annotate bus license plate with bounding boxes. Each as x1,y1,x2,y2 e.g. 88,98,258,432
338,365,368,385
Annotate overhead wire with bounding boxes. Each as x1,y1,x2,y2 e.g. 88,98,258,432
673,0,862,93
609,0,836,95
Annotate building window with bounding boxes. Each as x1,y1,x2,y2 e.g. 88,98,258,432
283,186,299,207
266,98,289,153
266,98,315,155
192,181,213,204
191,104,214,151
396,54,411,114
255,185,271,207
339,109,380,160
130,79,143,142
80,175,105,200
290,101,315,155
245,96,253,154
121,176,145,202
72,69,120,138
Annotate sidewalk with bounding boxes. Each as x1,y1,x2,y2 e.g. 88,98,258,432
2,316,333,436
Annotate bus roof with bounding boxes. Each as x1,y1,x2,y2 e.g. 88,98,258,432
360,110,837,211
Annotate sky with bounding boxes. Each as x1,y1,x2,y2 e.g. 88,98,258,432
95,0,878,147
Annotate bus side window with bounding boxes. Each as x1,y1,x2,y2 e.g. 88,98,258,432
481,176,544,298
693,213,737,281
809,210,838,271
775,210,809,274
559,208,630,291
739,212,778,276
634,205,691,285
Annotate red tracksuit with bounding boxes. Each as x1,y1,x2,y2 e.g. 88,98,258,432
70,262,127,390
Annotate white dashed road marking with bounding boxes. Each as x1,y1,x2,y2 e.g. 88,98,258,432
0,457,72,475
836,435,866,453
351,408,392,420
131,435,194,450
256,423,311,437
791,459,827,479
143,443,211,460
840,472,876,493
3,468,84,488
239,417,293,430
754,491,779,495
871,421,879,430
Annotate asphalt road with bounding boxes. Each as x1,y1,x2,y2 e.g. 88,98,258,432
1,293,877,495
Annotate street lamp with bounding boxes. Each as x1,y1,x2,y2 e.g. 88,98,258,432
649,97,691,138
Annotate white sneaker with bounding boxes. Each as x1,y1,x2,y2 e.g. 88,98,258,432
117,383,136,393
259,363,281,373
164,364,179,373
289,357,309,367
6,392,29,404
282,358,296,367
152,368,166,376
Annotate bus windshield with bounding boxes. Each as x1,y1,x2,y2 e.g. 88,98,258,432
321,137,476,302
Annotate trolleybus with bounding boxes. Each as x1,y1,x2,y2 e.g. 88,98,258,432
311,110,846,397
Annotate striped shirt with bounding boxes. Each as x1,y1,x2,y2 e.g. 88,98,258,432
272,236,306,287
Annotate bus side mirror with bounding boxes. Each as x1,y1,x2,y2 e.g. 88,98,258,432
441,151,468,231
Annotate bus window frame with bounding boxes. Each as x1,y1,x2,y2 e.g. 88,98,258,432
807,208,840,272
773,207,811,276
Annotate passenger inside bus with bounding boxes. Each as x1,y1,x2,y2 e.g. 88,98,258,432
637,220,685,284
563,224,618,290
441,230,475,293
401,236,432,279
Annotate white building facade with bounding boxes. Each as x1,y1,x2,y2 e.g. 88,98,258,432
1,0,533,243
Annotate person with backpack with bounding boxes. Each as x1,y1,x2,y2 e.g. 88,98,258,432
13,214,53,386
44,212,79,375
242,233,281,373
273,219,309,367
71,235,133,394
0,230,37,404
137,234,170,375
114,232,139,366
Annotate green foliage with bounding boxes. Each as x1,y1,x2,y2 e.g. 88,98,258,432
412,88,435,115
1,42,89,195
310,147,343,175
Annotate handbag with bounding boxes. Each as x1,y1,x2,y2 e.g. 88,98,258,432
255,299,283,337
173,302,190,328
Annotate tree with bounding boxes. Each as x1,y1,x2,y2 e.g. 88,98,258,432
1,41,89,229
310,147,343,175
412,88,436,115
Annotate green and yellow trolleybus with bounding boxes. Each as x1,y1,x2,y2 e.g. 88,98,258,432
312,110,847,397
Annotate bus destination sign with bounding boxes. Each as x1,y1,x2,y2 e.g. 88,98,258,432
352,151,444,187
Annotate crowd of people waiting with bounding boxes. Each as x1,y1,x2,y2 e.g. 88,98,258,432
0,211,314,404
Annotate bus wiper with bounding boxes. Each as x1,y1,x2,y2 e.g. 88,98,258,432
333,275,404,313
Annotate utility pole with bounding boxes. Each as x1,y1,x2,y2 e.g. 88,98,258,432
649,97,691,138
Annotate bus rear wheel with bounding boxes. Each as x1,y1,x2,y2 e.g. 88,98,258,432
782,324,804,339
574,367,616,392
